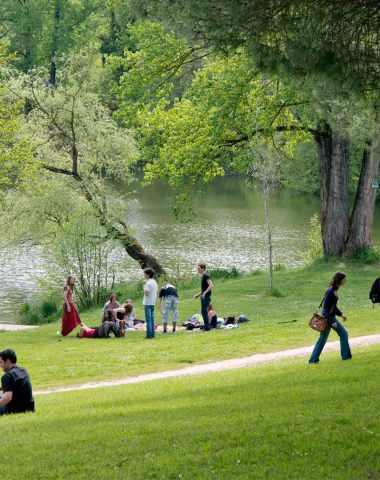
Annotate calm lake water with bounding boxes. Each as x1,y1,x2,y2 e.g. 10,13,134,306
1,177,380,323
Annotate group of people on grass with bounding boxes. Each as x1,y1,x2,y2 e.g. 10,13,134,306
0,269,353,416
61,263,216,340
62,263,352,364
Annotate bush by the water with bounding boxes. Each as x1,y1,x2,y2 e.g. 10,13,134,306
19,300,58,325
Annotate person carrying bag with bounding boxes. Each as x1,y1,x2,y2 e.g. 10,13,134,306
309,272,352,364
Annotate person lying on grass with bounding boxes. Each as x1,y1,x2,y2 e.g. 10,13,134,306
76,320,119,338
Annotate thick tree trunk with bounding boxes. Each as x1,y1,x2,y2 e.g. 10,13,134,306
314,121,349,256
344,140,379,255
124,239,165,274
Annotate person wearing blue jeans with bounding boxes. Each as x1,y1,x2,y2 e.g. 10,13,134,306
309,271,352,363
194,263,213,331
143,268,158,339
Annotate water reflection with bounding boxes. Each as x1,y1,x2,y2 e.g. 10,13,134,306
1,177,379,323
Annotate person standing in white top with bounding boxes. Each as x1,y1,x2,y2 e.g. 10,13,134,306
143,268,158,338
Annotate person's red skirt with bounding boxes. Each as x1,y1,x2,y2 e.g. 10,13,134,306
61,303,81,336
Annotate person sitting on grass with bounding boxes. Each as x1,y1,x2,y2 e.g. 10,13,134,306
207,303,218,329
102,293,119,322
0,348,35,415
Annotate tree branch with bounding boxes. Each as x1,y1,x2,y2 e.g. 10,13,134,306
223,125,316,146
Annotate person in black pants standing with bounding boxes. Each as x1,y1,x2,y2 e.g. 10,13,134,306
194,262,213,331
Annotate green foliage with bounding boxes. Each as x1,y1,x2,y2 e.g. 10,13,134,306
281,141,319,193
208,267,241,279
0,182,131,308
0,43,34,187
22,55,138,182
40,300,58,318
266,287,284,298
305,213,323,263
273,263,286,272
115,25,311,215
132,1,380,99
40,198,129,308
251,269,263,276
0,0,108,73
19,300,58,325
351,247,380,265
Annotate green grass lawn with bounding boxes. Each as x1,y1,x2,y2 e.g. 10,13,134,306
0,346,379,479
1,259,379,389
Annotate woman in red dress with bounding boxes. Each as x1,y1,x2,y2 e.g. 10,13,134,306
61,275,81,336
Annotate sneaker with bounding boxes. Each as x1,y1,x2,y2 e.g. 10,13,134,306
162,330,167,334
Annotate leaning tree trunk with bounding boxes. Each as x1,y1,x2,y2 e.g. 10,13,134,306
79,182,165,275
313,121,350,256
108,221,165,276
344,139,379,255
44,165,165,275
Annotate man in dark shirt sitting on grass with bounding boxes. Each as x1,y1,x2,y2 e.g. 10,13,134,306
0,348,35,415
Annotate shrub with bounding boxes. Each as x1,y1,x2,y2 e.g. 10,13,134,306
352,247,380,264
40,301,57,318
305,213,323,263
267,288,284,298
208,267,240,279
19,301,59,325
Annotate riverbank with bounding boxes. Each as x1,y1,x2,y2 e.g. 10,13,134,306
3,176,380,324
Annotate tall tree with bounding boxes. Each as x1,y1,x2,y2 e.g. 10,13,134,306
6,54,164,273
131,0,380,256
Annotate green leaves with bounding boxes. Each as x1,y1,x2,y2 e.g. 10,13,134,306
115,25,311,215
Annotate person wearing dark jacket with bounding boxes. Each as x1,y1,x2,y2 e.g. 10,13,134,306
0,349,35,415
309,272,352,364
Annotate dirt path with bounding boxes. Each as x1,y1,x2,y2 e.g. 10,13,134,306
34,333,380,396
0,324,37,331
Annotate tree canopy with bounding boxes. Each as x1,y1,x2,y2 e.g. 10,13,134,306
131,0,380,96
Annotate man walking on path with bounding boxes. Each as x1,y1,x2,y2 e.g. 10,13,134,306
194,262,213,331
0,348,35,415
159,282,179,334
143,268,158,339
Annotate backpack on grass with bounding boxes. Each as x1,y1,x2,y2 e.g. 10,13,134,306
369,277,380,307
